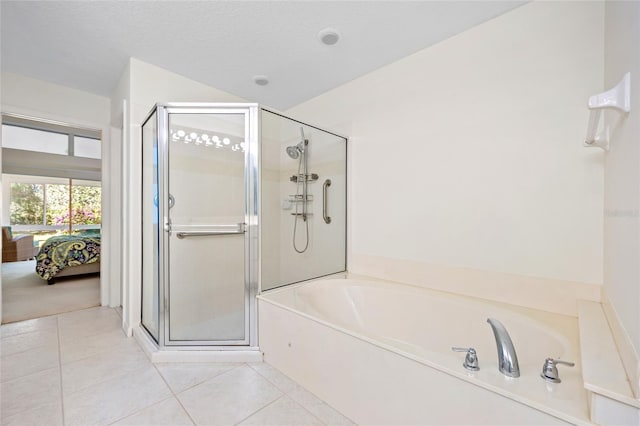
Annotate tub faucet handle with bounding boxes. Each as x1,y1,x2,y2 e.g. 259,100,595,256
540,358,575,383
452,347,479,371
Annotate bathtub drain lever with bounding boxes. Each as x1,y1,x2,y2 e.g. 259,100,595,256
452,347,479,371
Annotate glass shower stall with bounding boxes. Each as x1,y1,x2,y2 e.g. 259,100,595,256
141,103,346,349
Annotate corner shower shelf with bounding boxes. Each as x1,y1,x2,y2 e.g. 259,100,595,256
288,194,314,202
290,173,319,183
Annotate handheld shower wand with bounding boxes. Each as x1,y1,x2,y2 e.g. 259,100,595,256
290,127,309,253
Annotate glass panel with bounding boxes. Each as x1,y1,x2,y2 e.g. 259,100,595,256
44,183,70,226
70,180,101,232
10,182,44,226
168,112,246,342
141,112,160,342
74,136,101,159
2,124,68,155
261,110,347,291
5,175,100,242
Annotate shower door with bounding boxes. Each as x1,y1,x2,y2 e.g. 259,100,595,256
161,105,257,346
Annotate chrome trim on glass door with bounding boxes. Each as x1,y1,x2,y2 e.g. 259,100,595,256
158,106,170,349
141,103,261,350
247,105,260,349
163,105,255,347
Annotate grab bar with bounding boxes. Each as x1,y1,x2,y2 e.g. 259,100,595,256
323,179,332,224
175,223,245,239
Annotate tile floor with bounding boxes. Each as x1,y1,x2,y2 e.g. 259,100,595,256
0,307,355,426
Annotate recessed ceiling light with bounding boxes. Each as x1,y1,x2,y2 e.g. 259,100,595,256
318,28,340,46
253,75,269,86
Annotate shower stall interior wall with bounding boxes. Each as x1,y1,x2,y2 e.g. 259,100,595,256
260,110,347,292
140,103,346,350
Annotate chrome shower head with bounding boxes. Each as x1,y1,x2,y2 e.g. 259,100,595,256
286,144,301,159
286,127,308,159
286,141,305,159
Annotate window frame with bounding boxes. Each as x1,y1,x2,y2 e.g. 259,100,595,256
2,114,101,159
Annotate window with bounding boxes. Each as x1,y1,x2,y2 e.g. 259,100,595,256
1,116,102,245
2,125,69,155
1,115,101,159
6,175,101,236
74,136,101,159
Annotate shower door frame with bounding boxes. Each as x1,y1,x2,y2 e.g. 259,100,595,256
146,103,259,350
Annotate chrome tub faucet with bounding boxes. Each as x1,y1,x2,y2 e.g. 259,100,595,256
487,318,520,378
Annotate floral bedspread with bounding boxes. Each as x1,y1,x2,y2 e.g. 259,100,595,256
35,234,101,280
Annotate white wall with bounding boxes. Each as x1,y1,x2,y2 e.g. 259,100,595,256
287,1,604,316
2,72,111,126
602,0,640,397
116,58,246,335
0,72,114,309
110,62,130,325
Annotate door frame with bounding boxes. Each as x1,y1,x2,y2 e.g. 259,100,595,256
0,111,114,321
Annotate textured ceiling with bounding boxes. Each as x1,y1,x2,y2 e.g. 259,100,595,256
1,1,525,110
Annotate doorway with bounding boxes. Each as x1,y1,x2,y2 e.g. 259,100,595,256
1,115,103,323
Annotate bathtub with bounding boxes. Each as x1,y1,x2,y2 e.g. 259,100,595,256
258,277,591,425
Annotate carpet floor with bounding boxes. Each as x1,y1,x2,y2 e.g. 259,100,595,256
1,260,100,324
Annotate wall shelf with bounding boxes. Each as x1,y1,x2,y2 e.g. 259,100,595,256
584,72,631,151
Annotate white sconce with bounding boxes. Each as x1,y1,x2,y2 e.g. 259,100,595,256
584,72,631,151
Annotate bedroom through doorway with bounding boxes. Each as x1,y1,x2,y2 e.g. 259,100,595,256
1,115,103,323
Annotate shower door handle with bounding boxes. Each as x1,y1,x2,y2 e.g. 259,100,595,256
323,179,332,224
174,223,246,239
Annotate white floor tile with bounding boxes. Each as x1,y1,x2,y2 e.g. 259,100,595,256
155,362,240,394
1,308,353,426
248,362,299,393
57,306,117,326
0,329,58,357
0,401,63,426
62,343,150,395
177,365,282,425
58,307,121,343
288,385,355,426
0,367,61,419
111,397,194,426
0,342,59,383
0,316,58,339
60,328,136,364
239,395,324,426
64,364,172,426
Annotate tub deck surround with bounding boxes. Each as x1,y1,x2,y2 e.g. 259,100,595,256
601,292,640,399
348,254,601,317
578,301,640,425
258,278,592,425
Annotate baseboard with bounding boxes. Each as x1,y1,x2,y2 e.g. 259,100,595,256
148,349,263,363
349,254,601,317
123,319,133,337
601,291,640,398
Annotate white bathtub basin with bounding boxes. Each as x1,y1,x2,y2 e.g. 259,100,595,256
258,277,591,425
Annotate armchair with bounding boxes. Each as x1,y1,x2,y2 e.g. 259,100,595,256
2,227,36,262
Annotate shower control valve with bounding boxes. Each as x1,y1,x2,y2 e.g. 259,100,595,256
452,347,479,371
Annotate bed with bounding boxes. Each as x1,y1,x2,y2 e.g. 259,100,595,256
35,233,101,285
